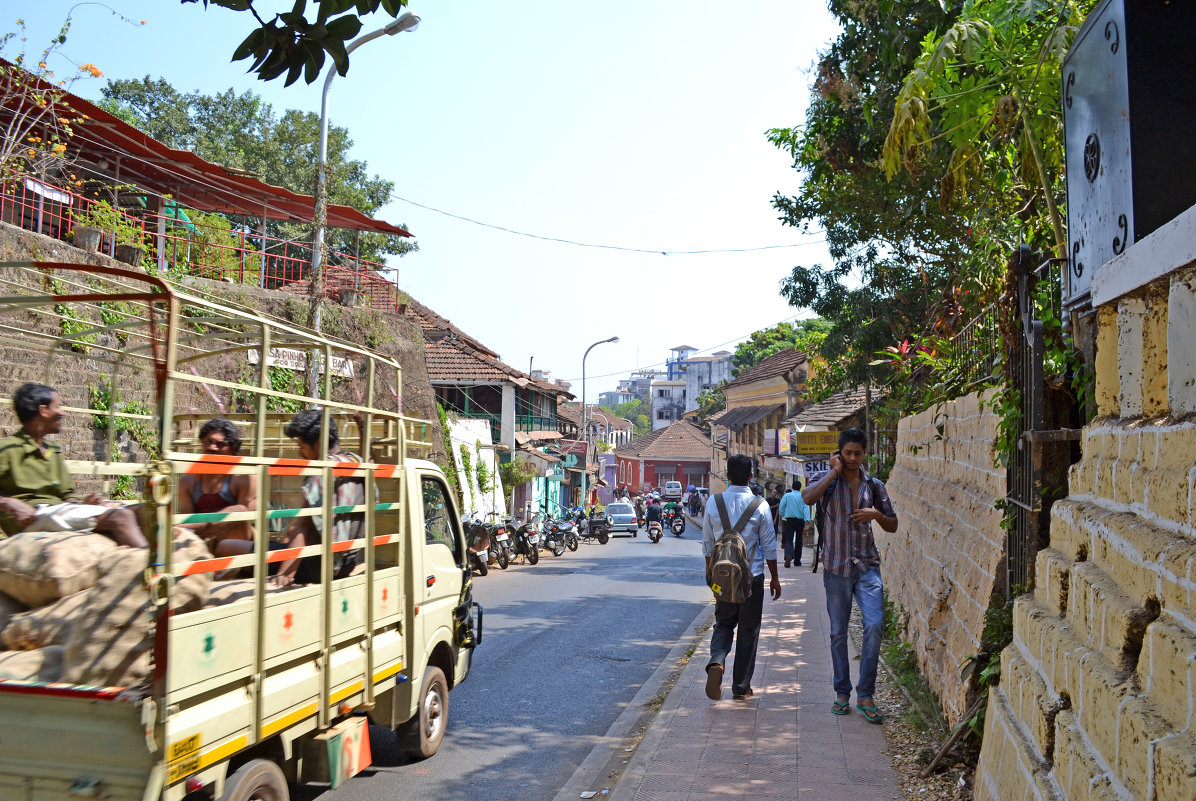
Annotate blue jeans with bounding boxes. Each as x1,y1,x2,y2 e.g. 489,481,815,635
824,566,883,700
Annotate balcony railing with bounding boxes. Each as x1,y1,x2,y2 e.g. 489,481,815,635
0,173,406,314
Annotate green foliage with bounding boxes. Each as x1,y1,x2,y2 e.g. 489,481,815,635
458,443,473,498
99,77,416,264
605,398,651,437
731,318,830,377
230,365,305,414
70,199,148,247
181,0,412,85
497,454,540,493
475,441,493,495
958,584,1024,740
693,382,726,426
87,378,158,499
883,1,1099,255
0,15,100,180
436,403,462,505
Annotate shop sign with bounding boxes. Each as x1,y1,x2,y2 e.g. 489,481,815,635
793,431,839,454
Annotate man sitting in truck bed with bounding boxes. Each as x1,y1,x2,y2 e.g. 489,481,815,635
0,382,146,547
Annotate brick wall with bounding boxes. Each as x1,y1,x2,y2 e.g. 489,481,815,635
881,390,1006,724
973,266,1196,801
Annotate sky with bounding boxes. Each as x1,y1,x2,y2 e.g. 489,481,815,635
13,1,842,399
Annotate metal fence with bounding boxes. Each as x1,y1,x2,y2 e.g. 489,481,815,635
0,173,407,314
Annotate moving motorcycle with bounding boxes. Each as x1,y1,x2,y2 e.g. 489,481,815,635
647,519,663,543
668,508,686,537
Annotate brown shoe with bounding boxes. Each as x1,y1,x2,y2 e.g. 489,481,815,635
705,664,723,700
732,688,754,700
784,558,791,568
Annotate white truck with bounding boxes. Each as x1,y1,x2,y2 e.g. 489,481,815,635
0,263,478,800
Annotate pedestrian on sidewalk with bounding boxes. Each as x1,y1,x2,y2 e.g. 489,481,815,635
702,454,781,701
778,478,811,568
802,428,898,724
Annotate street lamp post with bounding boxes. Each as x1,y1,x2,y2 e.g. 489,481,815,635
581,336,619,510
308,11,420,392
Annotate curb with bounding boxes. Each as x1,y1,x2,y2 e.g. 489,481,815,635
551,602,716,801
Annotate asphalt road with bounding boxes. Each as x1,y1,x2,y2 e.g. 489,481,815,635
303,522,711,801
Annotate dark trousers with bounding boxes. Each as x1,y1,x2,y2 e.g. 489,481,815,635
781,518,805,563
707,573,766,695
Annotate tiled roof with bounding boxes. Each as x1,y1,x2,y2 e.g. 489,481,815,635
724,348,808,390
615,420,711,460
408,292,571,397
424,335,572,397
556,404,583,427
784,386,875,428
406,295,498,357
560,403,633,430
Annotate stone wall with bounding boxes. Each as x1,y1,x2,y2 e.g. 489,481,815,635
880,390,1006,724
0,221,444,473
973,265,1196,801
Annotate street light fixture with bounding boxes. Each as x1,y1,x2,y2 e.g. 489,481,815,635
308,11,420,391
581,336,619,510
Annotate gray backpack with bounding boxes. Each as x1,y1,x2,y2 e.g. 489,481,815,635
707,494,765,604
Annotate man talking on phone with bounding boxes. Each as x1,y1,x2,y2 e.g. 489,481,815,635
802,428,897,723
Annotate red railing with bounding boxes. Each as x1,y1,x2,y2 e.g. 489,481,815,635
0,173,406,314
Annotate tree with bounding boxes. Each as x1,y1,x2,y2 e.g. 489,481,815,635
0,17,104,186
603,398,651,438
98,77,416,264
181,0,411,85
731,318,831,376
883,1,1097,258
767,1,1033,393
693,382,727,426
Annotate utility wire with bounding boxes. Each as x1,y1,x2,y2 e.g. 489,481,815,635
393,195,827,255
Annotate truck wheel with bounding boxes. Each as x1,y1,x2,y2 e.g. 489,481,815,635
397,666,449,760
220,759,288,801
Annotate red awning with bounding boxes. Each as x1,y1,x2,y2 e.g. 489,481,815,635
0,65,410,237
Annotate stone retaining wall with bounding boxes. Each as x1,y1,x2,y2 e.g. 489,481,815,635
973,266,1196,801
880,390,1006,725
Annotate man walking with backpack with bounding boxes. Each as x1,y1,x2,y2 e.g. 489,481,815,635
802,428,898,723
702,454,781,701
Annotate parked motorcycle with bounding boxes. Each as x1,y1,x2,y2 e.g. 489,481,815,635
466,520,491,575
506,515,540,565
486,515,510,569
584,511,611,545
539,515,568,557
647,520,663,543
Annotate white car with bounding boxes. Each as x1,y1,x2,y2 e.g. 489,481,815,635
663,480,683,501
605,502,639,536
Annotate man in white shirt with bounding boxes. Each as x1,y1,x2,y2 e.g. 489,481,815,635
702,454,781,701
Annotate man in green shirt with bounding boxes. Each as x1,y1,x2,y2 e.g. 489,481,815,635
0,383,145,546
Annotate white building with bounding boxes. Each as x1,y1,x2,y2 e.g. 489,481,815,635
650,379,687,430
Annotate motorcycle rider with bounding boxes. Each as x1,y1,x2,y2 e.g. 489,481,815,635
644,497,663,529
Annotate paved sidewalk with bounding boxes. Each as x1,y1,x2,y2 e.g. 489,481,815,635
611,554,902,801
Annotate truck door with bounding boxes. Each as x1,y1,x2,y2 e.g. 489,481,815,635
418,474,467,652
